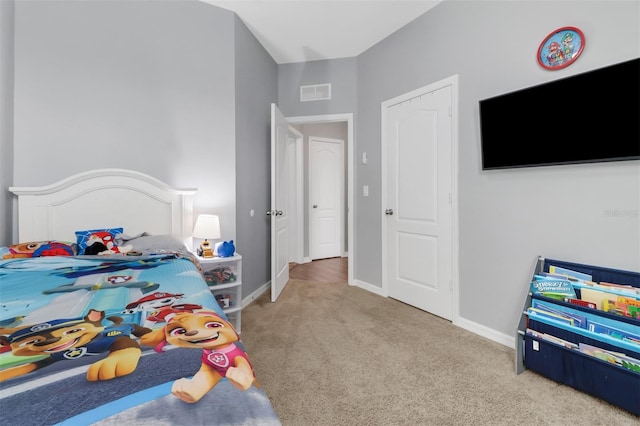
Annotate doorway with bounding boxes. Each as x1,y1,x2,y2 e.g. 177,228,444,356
309,136,344,260
287,113,354,286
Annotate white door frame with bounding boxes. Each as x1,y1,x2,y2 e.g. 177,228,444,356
291,126,304,265
286,113,354,286
380,75,460,323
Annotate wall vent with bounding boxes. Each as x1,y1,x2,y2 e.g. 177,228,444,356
300,83,331,102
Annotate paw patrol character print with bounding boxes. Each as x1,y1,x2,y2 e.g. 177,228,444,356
2,241,74,259
124,291,201,328
141,311,259,403
0,309,151,383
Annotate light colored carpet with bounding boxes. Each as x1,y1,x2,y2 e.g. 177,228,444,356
241,279,639,426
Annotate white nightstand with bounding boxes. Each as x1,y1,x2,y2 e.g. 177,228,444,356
196,253,243,333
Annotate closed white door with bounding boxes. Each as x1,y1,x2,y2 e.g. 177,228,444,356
270,103,291,302
382,78,456,321
309,137,344,260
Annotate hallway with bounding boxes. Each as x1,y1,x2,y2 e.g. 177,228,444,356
289,257,347,283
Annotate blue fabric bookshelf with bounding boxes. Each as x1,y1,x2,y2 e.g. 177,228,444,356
516,257,640,416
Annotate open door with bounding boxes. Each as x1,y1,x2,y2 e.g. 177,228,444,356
270,103,292,302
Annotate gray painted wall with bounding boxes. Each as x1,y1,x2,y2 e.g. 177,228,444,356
354,0,640,337
278,57,357,116
234,14,278,300
0,0,14,247
12,0,237,243
277,0,639,341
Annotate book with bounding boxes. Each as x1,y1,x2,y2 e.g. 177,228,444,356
548,265,593,281
527,307,576,327
535,272,572,280
580,287,615,310
587,320,640,345
599,282,640,296
565,297,597,309
526,328,578,350
531,300,588,328
578,343,640,373
530,279,577,300
603,296,640,319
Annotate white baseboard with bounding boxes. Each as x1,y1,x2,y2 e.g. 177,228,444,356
352,279,385,296
352,279,515,349
454,316,515,349
242,281,271,308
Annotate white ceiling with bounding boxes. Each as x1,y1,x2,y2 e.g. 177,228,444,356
202,0,443,64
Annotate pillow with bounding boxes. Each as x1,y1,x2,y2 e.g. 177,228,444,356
115,233,188,253
75,227,128,255
1,241,76,259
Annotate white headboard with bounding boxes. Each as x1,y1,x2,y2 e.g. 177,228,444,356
9,169,197,244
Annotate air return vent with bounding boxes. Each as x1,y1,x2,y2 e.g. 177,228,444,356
300,83,331,102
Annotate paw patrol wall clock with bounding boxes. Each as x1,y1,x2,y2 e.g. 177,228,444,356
537,26,585,70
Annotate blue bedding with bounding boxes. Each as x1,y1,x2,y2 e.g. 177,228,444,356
0,254,280,425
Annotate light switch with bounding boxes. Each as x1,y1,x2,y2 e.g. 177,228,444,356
363,185,369,196
362,152,368,164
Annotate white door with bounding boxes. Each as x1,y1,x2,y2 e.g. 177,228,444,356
382,78,456,321
270,103,292,302
309,137,344,260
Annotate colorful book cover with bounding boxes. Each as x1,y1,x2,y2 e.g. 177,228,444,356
531,300,587,328
580,287,615,310
587,320,640,345
548,265,593,281
530,279,577,300
578,343,640,373
603,297,640,319
527,328,578,350
527,307,576,327
565,298,597,309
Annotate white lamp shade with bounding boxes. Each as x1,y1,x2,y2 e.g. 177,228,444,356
193,214,221,239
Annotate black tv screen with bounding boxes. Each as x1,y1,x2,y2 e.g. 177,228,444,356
479,58,640,170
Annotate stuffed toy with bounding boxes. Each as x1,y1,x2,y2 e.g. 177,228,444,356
214,240,235,258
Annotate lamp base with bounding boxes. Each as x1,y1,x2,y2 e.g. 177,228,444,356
198,240,215,258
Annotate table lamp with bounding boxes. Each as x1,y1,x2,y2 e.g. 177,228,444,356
193,214,221,258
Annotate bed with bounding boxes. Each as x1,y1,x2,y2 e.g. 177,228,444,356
1,169,280,426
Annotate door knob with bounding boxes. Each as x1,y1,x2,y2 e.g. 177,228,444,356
313,204,318,208
276,210,284,216
385,209,394,215
266,210,276,216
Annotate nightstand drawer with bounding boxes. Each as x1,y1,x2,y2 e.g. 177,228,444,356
203,263,238,285
211,286,240,310
194,253,242,333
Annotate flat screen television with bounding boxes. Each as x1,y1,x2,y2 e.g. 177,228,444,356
479,58,639,170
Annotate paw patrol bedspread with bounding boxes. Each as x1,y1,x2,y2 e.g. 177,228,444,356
0,254,280,425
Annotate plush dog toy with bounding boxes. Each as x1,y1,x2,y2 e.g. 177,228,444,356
140,310,258,403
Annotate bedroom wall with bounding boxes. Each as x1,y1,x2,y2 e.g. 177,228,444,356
277,57,357,116
12,0,237,243
6,0,639,349
353,0,640,343
234,15,278,302
0,0,14,247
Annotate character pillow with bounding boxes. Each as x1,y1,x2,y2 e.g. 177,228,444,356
1,241,76,259
75,227,132,255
